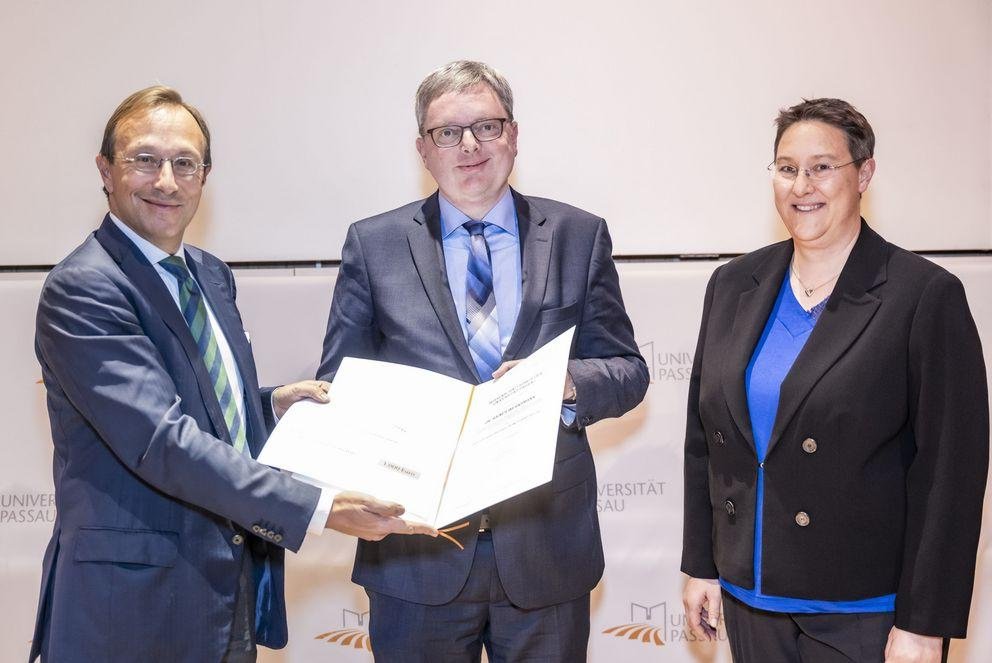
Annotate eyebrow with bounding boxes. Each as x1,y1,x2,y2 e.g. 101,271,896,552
127,145,202,158
775,153,841,162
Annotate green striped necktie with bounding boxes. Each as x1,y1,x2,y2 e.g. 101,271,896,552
159,255,248,454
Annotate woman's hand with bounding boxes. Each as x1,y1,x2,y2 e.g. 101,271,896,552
683,576,722,641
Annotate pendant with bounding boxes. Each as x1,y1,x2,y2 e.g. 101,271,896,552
803,288,814,297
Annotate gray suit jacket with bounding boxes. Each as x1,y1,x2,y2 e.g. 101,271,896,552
30,217,320,663
318,190,648,608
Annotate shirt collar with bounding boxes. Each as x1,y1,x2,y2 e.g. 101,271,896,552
108,212,186,264
439,188,518,239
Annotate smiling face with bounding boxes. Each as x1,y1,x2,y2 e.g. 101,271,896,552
773,120,874,249
415,84,517,220
97,105,208,254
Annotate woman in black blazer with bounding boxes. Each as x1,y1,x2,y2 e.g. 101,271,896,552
681,98,988,663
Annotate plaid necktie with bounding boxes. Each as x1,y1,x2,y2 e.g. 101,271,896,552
159,255,248,454
464,222,502,380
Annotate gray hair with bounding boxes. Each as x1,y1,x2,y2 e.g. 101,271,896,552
415,60,514,134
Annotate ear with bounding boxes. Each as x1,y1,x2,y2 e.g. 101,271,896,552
415,135,428,164
506,120,519,155
857,157,876,194
96,154,114,193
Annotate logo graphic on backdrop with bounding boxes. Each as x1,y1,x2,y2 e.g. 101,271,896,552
639,341,693,382
1,492,56,525
601,601,728,646
602,601,666,646
314,608,372,652
598,479,666,513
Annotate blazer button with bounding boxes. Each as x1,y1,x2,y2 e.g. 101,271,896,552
274,534,283,543
802,438,818,454
713,431,725,446
795,511,810,527
251,525,261,533
232,534,245,545
724,500,736,516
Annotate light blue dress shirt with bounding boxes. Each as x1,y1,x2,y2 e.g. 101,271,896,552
439,188,522,357
438,189,576,425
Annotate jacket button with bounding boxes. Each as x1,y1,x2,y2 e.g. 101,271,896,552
713,431,725,446
274,534,283,543
724,500,736,516
802,438,818,454
795,511,810,527
232,534,245,545
251,525,261,533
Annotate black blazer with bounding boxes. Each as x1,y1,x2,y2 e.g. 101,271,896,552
681,221,988,638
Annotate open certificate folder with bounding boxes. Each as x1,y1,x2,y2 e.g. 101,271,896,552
258,327,576,529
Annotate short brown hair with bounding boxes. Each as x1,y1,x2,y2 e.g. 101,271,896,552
100,85,211,166
774,98,874,164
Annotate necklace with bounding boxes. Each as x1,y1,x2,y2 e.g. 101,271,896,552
790,260,840,298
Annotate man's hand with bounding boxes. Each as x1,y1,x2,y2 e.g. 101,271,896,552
492,360,576,401
683,577,722,641
325,491,438,541
272,380,330,418
884,626,943,663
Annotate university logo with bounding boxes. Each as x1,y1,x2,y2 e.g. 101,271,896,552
638,341,693,382
314,608,372,652
601,601,666,647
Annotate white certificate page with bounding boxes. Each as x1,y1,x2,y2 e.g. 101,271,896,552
258,359,472,524
435,328,575,526
258,327,575,528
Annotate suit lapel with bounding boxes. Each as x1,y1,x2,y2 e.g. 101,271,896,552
766,221,887,457
407,194,480,380
721,241,793,451
503,190,552,360
185,247,266,454
94,217,232,446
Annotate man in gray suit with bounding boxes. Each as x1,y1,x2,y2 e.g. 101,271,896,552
31,85,433,663
317,61,648,662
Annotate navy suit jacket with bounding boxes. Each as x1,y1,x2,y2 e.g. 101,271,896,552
681,222,989,637
30,217,321,662
317,190,648,608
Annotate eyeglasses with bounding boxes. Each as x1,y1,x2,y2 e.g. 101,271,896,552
768,159,860,182
423,118,508,148
119,153,209,177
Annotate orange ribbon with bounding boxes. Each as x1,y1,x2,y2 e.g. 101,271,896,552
437,521,472,550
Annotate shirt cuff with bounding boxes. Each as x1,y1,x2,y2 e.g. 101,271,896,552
270,392,280,424
306,486,340,536
560,403,577,426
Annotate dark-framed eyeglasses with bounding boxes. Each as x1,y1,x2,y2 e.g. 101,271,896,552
423,118,509,148
767,159,861,182
119,153,209,178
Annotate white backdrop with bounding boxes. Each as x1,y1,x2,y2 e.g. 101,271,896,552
0,0,990,263
3,258,991,662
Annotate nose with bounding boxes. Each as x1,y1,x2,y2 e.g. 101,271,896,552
460,127,480,153
154,160,179,194
791,169,815,195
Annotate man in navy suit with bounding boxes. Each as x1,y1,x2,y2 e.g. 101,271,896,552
317,61,648,662
30,86,434,663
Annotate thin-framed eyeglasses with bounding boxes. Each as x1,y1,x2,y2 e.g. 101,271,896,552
767,159,862,182
119,153,209,178
423,118,508,148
